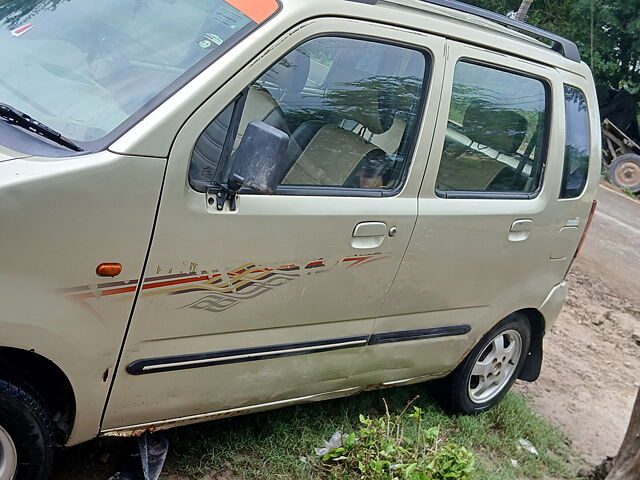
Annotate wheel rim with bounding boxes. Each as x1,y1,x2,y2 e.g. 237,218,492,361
614,160,640,190
468,329,523,404
0,425,17,480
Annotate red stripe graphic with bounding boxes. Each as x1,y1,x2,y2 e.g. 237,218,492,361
102,286,137,296
11,24,33,36
142,275,211,290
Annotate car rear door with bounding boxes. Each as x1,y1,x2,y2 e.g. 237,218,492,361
351,41,567,386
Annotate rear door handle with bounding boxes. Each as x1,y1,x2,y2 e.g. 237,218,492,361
352,222,387,249
509,219,533,242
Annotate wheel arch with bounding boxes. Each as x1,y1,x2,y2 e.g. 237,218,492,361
0,346,76,444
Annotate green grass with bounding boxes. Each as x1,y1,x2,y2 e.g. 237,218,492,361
167,385,577,480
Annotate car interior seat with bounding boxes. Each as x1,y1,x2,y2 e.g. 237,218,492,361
438,100,529,192
283,87,399,188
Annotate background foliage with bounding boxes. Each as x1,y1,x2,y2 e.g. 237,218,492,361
463,0,640,91
0,0,67,28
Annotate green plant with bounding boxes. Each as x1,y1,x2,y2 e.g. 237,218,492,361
168,388,575,480
317,398,475,480
621,186,638,200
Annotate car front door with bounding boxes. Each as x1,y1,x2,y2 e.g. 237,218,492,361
102,18,445,431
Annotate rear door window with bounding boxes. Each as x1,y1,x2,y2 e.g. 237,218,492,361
435,61,549,197
560,86,590,198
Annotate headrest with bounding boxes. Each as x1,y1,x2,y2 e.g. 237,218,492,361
463,100,528,155
355,88,398,135
262,48,311,98
332,86,398,135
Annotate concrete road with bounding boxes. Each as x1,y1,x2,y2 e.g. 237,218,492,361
577,186,640,294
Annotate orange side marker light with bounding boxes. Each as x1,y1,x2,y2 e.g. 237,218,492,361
97,263,123,277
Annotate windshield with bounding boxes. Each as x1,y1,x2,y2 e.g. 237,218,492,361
0,0,280,144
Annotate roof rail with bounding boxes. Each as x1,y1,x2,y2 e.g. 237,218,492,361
346,0,581,63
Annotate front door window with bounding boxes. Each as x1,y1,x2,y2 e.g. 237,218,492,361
189,36,429,195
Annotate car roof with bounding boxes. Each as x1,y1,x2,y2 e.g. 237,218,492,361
283,0,591,78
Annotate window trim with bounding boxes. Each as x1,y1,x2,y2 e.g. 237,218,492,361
214,90,250,186
204,32,434,198
434,57,553,200
559,84,590,200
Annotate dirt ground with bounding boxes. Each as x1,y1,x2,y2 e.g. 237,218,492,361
515,264,640,465
516,186,640,466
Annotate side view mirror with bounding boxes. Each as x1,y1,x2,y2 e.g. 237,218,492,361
229,121,290,195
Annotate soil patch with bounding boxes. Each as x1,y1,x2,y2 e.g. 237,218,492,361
516,263,640,466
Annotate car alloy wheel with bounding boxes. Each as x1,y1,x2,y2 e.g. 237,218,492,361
468,329,523,404
0,425,17,480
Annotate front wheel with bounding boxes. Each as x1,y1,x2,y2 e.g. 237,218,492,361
437,314,531,414
0,378,55,480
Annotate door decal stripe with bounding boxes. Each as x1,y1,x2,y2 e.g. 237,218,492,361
58,256,390,311
126,325,472,375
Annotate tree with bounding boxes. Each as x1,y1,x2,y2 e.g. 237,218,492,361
605,387,640,479
515,0,534,21
464,0,640,89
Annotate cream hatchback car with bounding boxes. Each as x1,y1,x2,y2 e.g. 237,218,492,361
0,0,599,478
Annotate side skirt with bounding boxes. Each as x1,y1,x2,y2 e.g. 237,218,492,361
100,371,448,438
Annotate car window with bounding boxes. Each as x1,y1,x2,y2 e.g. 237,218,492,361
435,61,549,197
560,86,590,199
189,36,429,194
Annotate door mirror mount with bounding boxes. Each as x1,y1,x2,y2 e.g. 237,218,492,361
212,121,289,211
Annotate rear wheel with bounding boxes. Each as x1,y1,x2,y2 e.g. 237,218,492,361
0,378,55,480
436,314,531,414
608,153,640,193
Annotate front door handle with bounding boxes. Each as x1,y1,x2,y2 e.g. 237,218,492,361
509,219,533,242
352,222,387,249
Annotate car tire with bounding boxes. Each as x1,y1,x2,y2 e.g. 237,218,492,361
608,153,640,193
436,313,531,414
0,377,55,480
